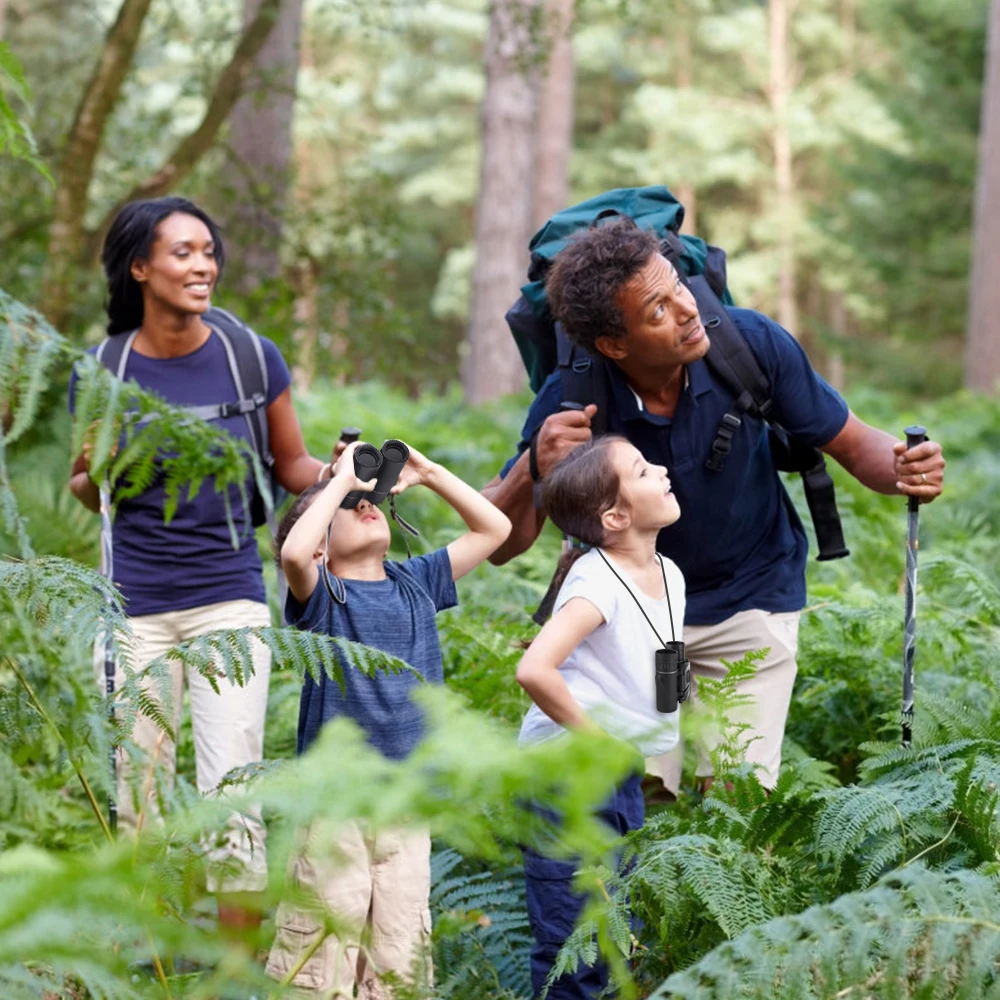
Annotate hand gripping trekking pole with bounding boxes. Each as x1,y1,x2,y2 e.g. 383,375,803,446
98,482,118,835
901,425,928,748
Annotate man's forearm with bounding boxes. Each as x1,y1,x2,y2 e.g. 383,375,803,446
481,452,546,565
823,416,902,495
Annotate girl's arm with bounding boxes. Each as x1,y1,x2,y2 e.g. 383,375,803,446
392,446,511,581
280,442,376,602
515,597,604,730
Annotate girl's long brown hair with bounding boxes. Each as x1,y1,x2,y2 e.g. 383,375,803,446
531,435,628,624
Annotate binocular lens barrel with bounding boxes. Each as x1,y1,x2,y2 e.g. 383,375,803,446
341,440,410,508
656,647,680,714
370,439,409,503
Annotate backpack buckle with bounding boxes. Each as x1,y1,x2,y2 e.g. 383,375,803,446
223,392,266,417
705,412,741,472
571,357,591,374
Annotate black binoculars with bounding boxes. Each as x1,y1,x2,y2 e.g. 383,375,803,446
341,439,410,509
656,641,691,714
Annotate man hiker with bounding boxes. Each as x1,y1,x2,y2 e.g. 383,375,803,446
483,216,945,796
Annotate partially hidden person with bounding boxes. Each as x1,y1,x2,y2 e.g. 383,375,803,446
68,196,341,939
265,440,511,997
515,435,685,1000
484,217,945,800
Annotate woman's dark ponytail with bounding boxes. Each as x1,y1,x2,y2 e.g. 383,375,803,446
101,196,226,336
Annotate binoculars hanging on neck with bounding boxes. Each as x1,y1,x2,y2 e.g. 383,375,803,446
656,641,691,715
341,439,410,509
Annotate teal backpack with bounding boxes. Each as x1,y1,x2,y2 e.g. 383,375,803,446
504,184,849,564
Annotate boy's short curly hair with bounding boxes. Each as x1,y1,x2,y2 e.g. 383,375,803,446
545,217,660,356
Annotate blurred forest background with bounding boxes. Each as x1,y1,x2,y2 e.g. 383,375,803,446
2,0,999,404
6,2,1000,997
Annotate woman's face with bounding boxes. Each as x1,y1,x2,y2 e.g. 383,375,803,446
130,212,218,316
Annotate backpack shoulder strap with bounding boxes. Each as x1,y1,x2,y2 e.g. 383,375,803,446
95,330,139,381
685,280,774,472
203,308,272,467
556,324,610,437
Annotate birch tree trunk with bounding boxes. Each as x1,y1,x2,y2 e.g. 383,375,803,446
531,0,574,230
965,0,1000,394
464,0,539,404
224,0,304,292
769,0,798,335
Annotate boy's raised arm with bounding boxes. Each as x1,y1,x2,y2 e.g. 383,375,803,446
281,443,375,603
393,446,511,581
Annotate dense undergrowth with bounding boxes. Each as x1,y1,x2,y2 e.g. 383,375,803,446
4,297,1000,998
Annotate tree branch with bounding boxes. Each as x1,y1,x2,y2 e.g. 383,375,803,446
87,0,284,259
40,0,154,326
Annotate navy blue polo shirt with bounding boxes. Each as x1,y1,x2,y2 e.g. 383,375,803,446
499,308,849,626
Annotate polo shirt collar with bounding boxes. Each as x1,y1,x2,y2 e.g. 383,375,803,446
607,357,713,419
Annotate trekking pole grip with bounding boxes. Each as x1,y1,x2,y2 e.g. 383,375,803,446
904,425,928,514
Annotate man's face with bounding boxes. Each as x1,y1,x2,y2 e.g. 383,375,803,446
598,253,710,368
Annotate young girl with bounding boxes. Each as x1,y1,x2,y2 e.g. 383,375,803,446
515,434,685,1000
265,440,510,997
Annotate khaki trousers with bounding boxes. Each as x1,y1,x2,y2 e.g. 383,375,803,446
646,609,801,793
266,822,432,998
97,598,271,893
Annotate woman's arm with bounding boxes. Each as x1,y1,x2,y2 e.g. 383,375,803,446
280,443,376,602
69,453,101,513
393,446,512,580
516,597,604,730
267,388,330,493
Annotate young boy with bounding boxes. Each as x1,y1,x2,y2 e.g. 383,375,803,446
265,441,511,996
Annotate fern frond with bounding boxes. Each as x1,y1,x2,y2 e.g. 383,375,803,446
654,866,1000,999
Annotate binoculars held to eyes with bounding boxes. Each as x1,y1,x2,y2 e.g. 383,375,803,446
656,641,691,714
341,439,410,509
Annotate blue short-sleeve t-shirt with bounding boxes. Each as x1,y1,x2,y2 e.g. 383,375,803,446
291,547,458,760
68,326,291,617
498,308,849,626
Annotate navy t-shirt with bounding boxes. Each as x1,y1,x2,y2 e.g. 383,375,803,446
291,548,458,760
499,308,849,626
69,328,291,617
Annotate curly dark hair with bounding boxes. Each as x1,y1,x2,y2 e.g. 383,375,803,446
545,217,660,355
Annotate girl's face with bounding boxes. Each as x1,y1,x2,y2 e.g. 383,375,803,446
129,212,218,316
324,498,391,564
609,440,680,531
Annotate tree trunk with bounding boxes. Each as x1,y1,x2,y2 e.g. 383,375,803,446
224,0,304,292
674,19,696,234
463,0,540,404
531,0,574,230
965,0,1000,394
291,258,318,393
769,0,798,336
90,0,284,256
40,0,154,328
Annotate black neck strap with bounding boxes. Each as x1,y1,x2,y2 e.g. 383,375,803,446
596,549,676,646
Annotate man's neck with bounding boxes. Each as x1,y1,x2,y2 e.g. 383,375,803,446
613,357,686,418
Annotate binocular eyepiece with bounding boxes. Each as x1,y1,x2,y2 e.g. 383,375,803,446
341,439,410,509
656,640,691,714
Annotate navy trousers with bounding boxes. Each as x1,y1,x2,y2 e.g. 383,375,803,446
522,774,645,1000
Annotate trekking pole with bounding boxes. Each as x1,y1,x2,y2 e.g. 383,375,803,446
901,425,928,748
99,482,118,835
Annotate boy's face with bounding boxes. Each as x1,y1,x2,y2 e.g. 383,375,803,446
323,498,392,565
609,441,681,531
